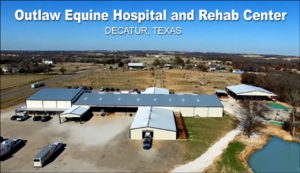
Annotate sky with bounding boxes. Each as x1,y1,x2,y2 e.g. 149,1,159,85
1,1,299,56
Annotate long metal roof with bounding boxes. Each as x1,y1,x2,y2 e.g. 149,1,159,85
73,93,223,107
27,88,83,101
226,84,276,96
130,107,176,131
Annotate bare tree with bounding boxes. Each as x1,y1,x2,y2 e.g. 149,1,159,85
241,101,267,138
59,67,66,74
286,90,300,137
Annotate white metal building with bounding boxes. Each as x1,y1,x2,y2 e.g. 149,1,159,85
128,63,144,69
26,88,84,112
130,107,176,140
226,84,277,101
73,93,224,117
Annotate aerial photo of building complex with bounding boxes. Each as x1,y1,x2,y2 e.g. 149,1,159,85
1,1,299,173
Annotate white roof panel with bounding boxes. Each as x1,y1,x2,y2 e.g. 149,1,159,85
226,84,276,96
143,87,169,94
130,107,176,132
128,63,144,67
61,106,89,117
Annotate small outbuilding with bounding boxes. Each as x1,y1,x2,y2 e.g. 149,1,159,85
226,84,277,101
128,63,144,69
215,89,228,98
130,107,177,140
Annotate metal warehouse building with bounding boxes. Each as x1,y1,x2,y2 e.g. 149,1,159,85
26,88,85,113
73,93,223,117
226,84,277,101
130,107,176,140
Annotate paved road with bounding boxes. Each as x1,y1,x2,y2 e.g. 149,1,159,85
0,69,95,101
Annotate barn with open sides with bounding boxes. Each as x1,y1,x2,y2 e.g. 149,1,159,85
226,84,277,101
59,106,90,124
130,107,177,140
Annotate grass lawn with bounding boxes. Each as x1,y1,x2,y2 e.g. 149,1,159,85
182,113,238,162
0,74,54,92
216,141,247,172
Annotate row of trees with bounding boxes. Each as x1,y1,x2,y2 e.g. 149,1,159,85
241,71,300,103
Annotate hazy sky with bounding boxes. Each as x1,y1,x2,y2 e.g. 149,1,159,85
1,1,299,56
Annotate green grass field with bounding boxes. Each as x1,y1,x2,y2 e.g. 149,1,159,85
182,113,238,162
216,141,247,172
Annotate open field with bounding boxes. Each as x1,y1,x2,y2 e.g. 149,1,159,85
164,70,241,94
62,70,154,90
1,74,54,92
52,62,98,74
181,114,238,162
59,69,240,93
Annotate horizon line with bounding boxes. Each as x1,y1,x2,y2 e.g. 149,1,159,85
1,49,299,57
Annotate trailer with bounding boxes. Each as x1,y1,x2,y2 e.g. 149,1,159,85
0,138,23,158
33,142,63,167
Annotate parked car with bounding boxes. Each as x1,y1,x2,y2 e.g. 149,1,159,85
16,114,30,121
143,137,152,150
31,82,45,89
10,115,20,120
33,116,42,121
41,115,51,122
53,142,63,153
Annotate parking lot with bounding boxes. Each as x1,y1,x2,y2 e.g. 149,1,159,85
1,106,183,172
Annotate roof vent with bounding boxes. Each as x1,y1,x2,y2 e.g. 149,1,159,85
83,97,88,100
169,98,172,102
118,97,121,101
182,98,185,102
197,99,200,102
99,97,102,101
153,98,157,102
137,98,140,101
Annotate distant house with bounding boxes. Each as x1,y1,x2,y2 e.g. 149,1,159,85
233,69,244,74
42,58,55,65
1,66,19,74
128,63,144,70
164,64,173,69
208,67,216,72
